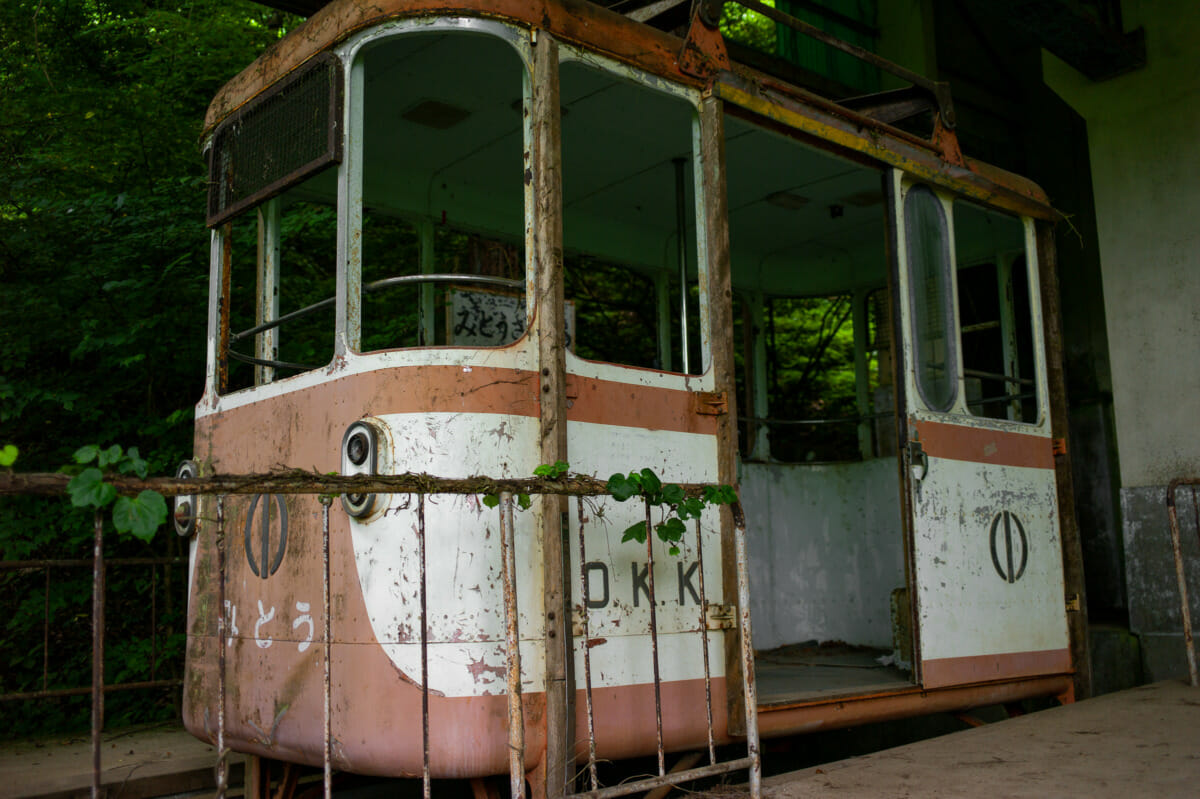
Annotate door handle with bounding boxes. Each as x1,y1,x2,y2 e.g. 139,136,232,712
908,438,928,483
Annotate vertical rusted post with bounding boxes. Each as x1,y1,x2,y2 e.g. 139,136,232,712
694,520,715,765
733,513,761,799
418,493,431,799
43,568,50,693
576,498,598,791
531,28,572,799
151,564,158,681
321,497,334,798
644,499,665,777
499,492,527,799
1166,482,1197,686
91,511,104,799
216,496,228,799
1036,221,1092,700
218,225,233,394
674,157,690,374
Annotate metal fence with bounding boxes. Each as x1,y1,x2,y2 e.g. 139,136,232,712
0,472,762,799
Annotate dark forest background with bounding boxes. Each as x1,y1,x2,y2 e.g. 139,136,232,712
0,0,296,737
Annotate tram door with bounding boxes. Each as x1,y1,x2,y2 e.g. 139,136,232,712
891,171,1071,689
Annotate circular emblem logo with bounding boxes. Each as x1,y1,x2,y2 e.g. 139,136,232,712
244,494,288,579
989,510,1028,583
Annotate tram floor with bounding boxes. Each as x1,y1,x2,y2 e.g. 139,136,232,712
754,641,913,706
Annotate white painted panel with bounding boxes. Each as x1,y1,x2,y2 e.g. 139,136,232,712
913,458,1069,661
741,459,904,651
347,412,544,697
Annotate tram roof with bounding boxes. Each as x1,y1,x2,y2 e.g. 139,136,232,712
209,0,1056,219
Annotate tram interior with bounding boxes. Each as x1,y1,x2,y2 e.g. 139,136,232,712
219,28,1036,705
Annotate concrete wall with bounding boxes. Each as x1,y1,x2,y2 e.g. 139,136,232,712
741,458,905,651
1044,0,1200,680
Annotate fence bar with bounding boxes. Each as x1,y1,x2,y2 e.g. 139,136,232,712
1165,481,1198,686
418,493,431,799
568,756,756,799
151,566,158,681
43,568,50,693
498,492,526,799
0,556,188,571
693,520,716,765
0,679,184,703
733,517,762,799
321,497,333,799
91,511,104,799
576,498,599,791
216,496,228,799
643,499,665,777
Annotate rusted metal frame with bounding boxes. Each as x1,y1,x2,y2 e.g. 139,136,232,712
0,680,184,703
0,556,187,570
693,519,715,765
338,47,363,355
713,73,1057,223
728,0,953,129
883,168,921,686
1165,478,1200,686
642,499,666,777
733,511,761,799
499,492,527,799
219,225,233,394
568,757,757,799
673,157,691,375
574,497,599,791
320,497,333,798
205,53,344,229
1035,221,1091,700
91,511,104,799
256,199,281,386
216,496,229,799
418,493,431,799
43,568,49,692
532,29,572,799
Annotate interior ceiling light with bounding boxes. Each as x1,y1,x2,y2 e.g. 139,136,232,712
765,190,809,210
402,99,471,129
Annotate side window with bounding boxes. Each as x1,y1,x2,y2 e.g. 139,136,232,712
953,202,1038,422
357,31,527,352
559,58,702,373
904,184,956,413
223,174,338,393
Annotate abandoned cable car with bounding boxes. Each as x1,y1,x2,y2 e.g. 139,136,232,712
180,0,1082,793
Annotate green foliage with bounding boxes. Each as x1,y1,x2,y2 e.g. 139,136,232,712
66,444,166,541
0,0,294,738
606,469,737,556
533,460,570,479
720,0,777,53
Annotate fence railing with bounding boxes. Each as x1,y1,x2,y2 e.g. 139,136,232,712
1166,478,1200,687
0,471,762,799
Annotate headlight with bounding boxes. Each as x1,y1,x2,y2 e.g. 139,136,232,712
173,460,198,537
341,420,388,518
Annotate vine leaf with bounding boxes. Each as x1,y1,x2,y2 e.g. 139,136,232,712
112,491,168,542
67,468,117,508
621,521,648,544
0,444,17,467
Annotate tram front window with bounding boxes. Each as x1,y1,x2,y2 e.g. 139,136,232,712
358,30,527,352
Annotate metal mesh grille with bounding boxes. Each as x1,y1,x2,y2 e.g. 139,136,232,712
207,53,343,227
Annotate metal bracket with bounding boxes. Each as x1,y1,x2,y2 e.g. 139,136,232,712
705,602,736,630
693,391,728,416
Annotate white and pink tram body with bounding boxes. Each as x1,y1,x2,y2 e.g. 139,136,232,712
179,0,1081,785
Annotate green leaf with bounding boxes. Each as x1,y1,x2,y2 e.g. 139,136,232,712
704,485,738,505
638,468,662,495
97,444,123,468
656,517,686,542
67,468,117,508
517,493,532,510
607,473,638,502
73,445,101,464
669,545,680,557
680,497,705,519
112,491,168,542
533,460,569,478
0,444,17,467
118,447,148,478
482,494,500,509
621,521,648,544
661,484,685,506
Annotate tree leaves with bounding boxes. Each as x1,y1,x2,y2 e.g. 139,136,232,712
112,490,168,542
606,468,737,557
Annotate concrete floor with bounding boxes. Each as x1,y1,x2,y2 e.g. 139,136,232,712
1,723,241,799
759,680,1200,798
